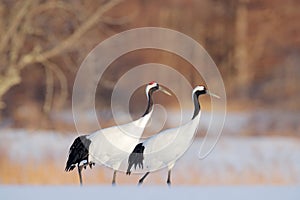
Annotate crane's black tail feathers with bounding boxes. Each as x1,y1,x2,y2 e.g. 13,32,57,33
65,136,92,172
126,143,145,175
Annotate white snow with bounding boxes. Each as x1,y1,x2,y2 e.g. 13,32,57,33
0,129,71,163
1,186,300,200
50,109,300,136
1,129,300,185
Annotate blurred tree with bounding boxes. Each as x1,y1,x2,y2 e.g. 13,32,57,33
0,0,299,129
0,0,125,113
234,0,250,97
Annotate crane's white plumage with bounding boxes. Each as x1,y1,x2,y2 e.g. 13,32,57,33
126,85,218,185
142,113,200,170
87,109,153,169
65,81,171,185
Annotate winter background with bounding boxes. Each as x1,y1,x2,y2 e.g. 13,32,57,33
1,0,300,199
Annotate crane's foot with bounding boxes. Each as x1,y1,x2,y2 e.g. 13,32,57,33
138,180,143,186
167,180,171,187
137,172,149,186
166,170,171,187
111,170,118,186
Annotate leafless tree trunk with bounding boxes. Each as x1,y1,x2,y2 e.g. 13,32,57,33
234,0,250,97
0,0,124,110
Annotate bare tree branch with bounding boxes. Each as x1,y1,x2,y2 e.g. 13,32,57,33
42,59,68,110
0,0,124,110
0,0,35,53
9,0,38,67
18,0,124,69
44,66,54,113
101,10,138,26
0,68,21,108
28,1,75,17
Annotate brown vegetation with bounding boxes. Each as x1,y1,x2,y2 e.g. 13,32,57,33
0,157,295,185
0,0,299,130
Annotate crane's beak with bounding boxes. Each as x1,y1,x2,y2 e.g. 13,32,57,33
159,86,172,96
207,91,220,99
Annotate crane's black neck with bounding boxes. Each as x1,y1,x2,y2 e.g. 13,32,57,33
142,88,155,117
192,92,201,120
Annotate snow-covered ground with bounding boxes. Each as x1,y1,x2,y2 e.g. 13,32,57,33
1,186,300,200
50,109,300,136
1,129,300,185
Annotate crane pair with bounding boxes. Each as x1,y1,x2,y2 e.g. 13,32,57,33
65,81,219,186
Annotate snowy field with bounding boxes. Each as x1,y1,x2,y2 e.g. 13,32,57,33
1,128,300,199
1,129,300,185
1,186,300,200
51,110,300,136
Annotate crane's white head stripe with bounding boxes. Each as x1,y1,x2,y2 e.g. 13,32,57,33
193,85,206,93
145,81,158,97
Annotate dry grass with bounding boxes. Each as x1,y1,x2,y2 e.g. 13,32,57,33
0,156,296,185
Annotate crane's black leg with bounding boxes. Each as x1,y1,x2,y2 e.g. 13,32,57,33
138,172,150,186
112,170,117,186
167,170,171,186
78,165,83,186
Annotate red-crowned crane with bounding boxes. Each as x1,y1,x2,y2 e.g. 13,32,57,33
126,85,219,186
65,81,171,186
